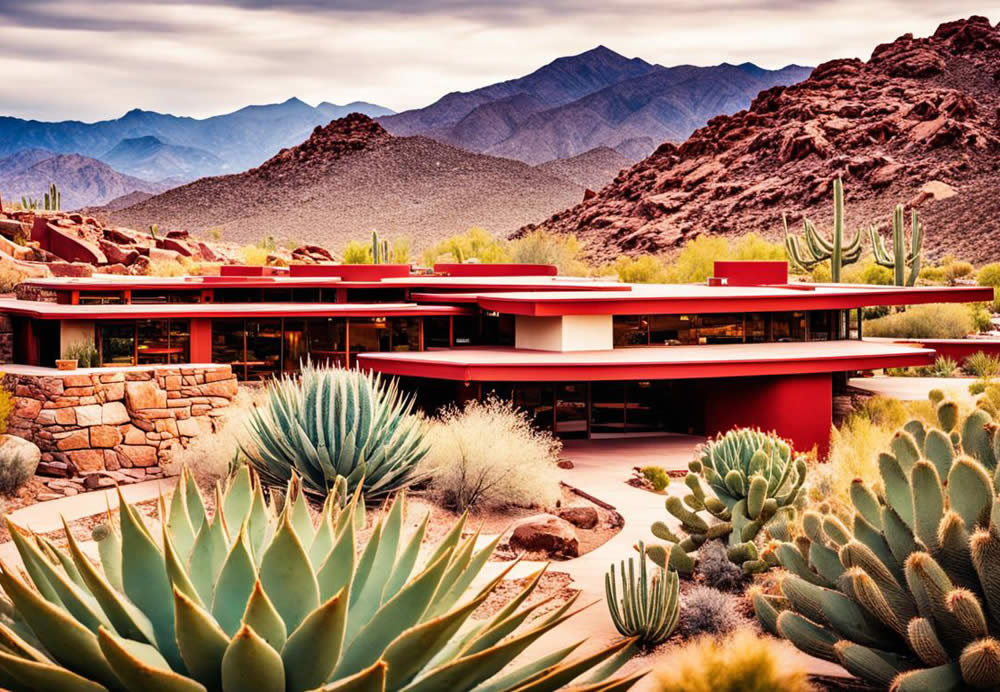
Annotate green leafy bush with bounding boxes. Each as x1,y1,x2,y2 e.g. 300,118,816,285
421,397,561,512
863,303,973,339
609,255,669,283
508,229,590,275
970,303,993,332
64,340,99,368
755,402,1000,690
654,628,816,692
641,466,670,491
421,227,510,265
0,466,641,691
605,542,680,648
964,351,1000,378
243,363,428,500
341,240,373,264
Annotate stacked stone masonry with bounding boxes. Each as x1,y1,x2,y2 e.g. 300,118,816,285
4,365,238,488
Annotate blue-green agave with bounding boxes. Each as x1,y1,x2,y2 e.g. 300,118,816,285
0,466,645,691
243,363,428,500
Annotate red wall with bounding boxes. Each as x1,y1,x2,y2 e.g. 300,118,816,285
712,260,788,286
288,264,411,280
433,263,558,277
190,319,213,363
703,372,832,456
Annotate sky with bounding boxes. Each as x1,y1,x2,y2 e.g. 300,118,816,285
0,1,996,122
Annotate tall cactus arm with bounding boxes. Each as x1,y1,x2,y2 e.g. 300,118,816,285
906,210,922,286
784,217,821,271
842,228,864,264
869,226,894,266
892,205,906,287
804,219,834,257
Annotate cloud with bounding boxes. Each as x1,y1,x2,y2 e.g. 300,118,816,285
0,0,994,121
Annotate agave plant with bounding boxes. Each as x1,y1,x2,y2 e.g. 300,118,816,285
243,363,428,500
605,542,679,648
754,402,1000,690
647,428,806,576
0,465,645,691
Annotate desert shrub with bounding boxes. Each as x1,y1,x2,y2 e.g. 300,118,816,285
0,437,35,494
971,302,994,332
390,237,412,264
920,354,958,377
918,264,947,283
0,379,12,436
964,350,1000,377
732,232,786,262
654,628,816,692
640,465,670,491
928,387,945,403
863,302,972,339
421,396,561,512
508,229,590,275
978,262,1000,310
422,227,510,265
63,340,99,368
697,540,746,591
166,386,267,484
943,258,975,282
341,240,373,263
830,259,893,285
976,381,1000,417
664,235,730,284
969,378,989,396
146,256,201,276
809,263,832,283
677,584,747,638
609,255,669,283
238,244,270,266
813,410,896,511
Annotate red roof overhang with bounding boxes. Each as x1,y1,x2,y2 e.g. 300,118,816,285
358,340,934,382
0,300,471,320
458,285,995,316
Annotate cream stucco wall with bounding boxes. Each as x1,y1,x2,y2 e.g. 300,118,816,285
515,314,611,352
60,321,95,359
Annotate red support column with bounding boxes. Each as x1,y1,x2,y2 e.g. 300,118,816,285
703,373,833,457
190,318,213,363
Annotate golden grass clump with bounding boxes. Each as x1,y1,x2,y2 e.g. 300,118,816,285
654,628,816,692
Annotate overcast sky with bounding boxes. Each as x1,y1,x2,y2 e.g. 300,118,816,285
0,1,995,122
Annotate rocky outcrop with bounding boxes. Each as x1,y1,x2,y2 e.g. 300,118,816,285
524,16,1000,264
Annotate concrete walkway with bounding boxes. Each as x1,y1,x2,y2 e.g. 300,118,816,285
8,476,176,534
850,375,975,404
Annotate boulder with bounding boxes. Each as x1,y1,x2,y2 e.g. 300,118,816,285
509,514,579,558
558,505,600,530
0,434,41,484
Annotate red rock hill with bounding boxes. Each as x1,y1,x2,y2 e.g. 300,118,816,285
522,16,1000,263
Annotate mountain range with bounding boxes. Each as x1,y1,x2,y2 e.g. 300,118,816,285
0,99,395,183
104,114,585,249
524,16,1000,264
380,47,811,164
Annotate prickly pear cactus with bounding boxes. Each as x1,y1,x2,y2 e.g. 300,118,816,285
755,402,1000,691
646,428,807,576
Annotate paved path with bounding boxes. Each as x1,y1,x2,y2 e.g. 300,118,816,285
850,375,975,404
8,477,177,534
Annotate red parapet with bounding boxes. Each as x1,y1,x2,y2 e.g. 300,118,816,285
712,260,788,286
433,263,558,277
218,265,289,277
289,264,412,281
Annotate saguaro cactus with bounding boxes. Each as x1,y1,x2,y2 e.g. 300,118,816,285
43,182,60,211
784,177,864,282
868,204,923,286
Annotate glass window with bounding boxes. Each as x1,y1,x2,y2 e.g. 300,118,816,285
346,288,407,303
212,319,246,379
99,322,136,366
512,384,554,432
348,317,384,365
453,316,479,346
590,381,626,434
697,314,744,344
78,292,126,305
745,313,768,343
389,317,420,352
424,317,451,349
246,319,282,381
555,383,588,438
613,316,648,347
481,313,515,346
137,320,170,365
131,290,200,304
306,318,347,367
772,312,806,341
261,288,294,302
808,311,832,341
649,315,696,345
283,319,307,374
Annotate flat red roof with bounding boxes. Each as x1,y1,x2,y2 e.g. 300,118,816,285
413,283,993,316
0,299,471,320
357,339,934,381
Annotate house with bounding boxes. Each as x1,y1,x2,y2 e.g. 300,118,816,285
1,260,990,455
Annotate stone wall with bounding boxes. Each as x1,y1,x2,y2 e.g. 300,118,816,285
4,365,238,493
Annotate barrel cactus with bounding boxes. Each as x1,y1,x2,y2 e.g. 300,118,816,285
754,402,1000,690
243,363,428,501
647,428,807,576
0,466,644,691
606,542,680,648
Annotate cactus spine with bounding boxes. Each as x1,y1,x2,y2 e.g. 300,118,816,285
757,394,1000,690
784,177,863,282
868,204,923,286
